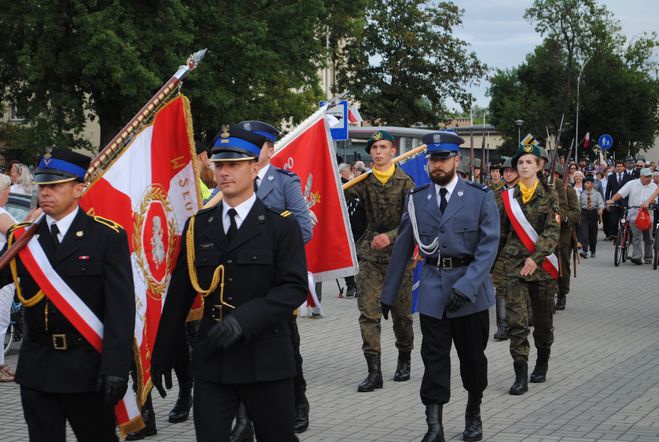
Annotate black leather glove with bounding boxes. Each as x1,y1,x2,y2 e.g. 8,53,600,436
96,375,128,406
381,302,391,320
151,365,173,398
208,315,243,350
445,290,469,313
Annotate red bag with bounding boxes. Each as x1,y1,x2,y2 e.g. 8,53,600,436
635,208,652,231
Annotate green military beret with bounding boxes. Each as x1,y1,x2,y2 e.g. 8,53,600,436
366,130,395,154
512,143,544,168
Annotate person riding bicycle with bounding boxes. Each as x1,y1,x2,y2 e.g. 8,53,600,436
607,168,657,264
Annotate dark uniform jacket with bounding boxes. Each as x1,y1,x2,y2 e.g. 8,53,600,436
2,209,135,393
152,198,308,384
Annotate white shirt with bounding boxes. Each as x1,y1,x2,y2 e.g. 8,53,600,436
433,174,459,209
616,178,657,221
0,207,17,249
255,164,271,190
46,207,79,242
222,193,257,233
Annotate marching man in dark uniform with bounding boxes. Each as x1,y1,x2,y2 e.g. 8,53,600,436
381,132,500,442
151,125,308,442
1,149,135,442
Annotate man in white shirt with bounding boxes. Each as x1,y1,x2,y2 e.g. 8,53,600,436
607,168,657,264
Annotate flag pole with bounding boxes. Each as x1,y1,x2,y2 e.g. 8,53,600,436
342,145,427,190
0,49,207,270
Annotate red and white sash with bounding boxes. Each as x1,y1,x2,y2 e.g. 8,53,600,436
13,225,142,435
501,188,559,279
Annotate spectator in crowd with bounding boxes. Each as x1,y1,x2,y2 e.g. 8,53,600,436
625,157,636,175
9,163,34,195
0,174,17,382
649,161,656,172
578,176,605,258
597,171,607,199
567,163,577,185
604,159,633,240
653,170,659,186
607,168,657,264
352,160,367,176
584,165,603,195
339,163,358,298
632,160,645,179
339,163,352,182
572,171,585,197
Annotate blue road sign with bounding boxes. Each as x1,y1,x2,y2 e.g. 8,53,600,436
598,133,613,151
320,100,348,141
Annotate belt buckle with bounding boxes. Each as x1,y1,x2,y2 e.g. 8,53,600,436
52,334,67,350
441,257,453,270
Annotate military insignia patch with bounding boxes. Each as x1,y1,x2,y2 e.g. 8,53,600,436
433,133,442,144
457,190,464,197
372,131,382,141
220,125,230,139
43,146,53,165
523,144,533,153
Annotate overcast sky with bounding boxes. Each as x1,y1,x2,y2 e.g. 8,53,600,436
452,0,659,111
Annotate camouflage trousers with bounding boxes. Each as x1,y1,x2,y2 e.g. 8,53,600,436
492,259,505,300
506,277,555,363
556,229,574,296
357,259,414,356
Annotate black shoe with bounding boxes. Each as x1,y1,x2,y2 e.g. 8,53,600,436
590,252,596,258
168,387,192,423
393,351,411,382
293,395,309,434
229,416,254,442
555,295,566,311
530,348,550,383
493,297,508,341
509,361,528,395
126,394,157,440
631,258,643,265
421,404,445,442
579,251,588,259
345,286,357,298
463,393,483,441
357,354,383,392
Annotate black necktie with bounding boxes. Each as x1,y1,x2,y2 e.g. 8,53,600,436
50,223,60,247
226,208,238,242
439,188,448,214
254,177,259,192
618,174,622,185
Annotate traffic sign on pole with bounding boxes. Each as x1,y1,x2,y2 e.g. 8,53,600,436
598,134,613,151
320,100,349,141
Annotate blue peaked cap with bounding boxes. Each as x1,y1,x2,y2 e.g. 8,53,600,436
422,131,464,158
237,120,280,142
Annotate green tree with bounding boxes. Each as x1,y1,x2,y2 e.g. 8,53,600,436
336,0,487,127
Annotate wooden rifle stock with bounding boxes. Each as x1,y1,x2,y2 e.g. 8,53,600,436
343,145,427,190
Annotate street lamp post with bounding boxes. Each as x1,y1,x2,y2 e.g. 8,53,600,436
514,119,524,146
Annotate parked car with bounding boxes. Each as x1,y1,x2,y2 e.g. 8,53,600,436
6,192,32,222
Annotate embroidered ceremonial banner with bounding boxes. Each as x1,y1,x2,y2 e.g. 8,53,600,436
501,188,559,279
272,109,359,314
80,95,201,412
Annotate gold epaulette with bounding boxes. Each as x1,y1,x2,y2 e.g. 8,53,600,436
280,210,292,218
93,216,123,233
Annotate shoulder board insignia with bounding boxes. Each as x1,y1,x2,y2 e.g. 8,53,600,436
410,183,431,194
93,216,123,233
465,181,489,191
276,168,296,177
280,210,292,218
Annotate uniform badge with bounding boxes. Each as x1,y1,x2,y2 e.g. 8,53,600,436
523,144,533,153
268,175,274,181
457,190,464,197
199,242,214,249
372,131,382,141
220,125,230,143
43,146,53,166
427,193,432,200
78,255,90,260
433,134,442,144
258,215,265,221
75,230,83,237
208,216,213,223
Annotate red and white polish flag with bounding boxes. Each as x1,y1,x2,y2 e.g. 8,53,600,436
80,95,201,433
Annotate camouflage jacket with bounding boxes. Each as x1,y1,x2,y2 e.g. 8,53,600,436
497,181,560,281
555,178,581,229
345,166,415,262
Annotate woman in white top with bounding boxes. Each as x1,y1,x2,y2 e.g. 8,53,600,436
0,174,18,381
572,171,585,197
9,163,34,196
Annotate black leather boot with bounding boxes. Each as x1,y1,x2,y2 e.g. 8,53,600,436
357,354,383,392
463,392,483,441
493,297,508,341
168,378,193,423
530,347,550,383
126,393,157,440
509,361,528,395
555,295,566,311
229,402,254,442
393,351,411,382
293,393,310,433
421,404,445,442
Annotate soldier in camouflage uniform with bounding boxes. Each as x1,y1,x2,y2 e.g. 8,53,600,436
552,166,580,310
345,130,415,392
492,159,519,341
486,162,504,191
497,144,560,396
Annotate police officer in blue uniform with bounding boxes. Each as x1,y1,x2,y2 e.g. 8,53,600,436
381,132,500,442
151,125,308,442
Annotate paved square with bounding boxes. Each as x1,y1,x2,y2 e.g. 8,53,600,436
2,233,658,441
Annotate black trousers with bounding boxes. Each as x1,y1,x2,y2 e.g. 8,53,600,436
419,310,489,405
193,378,297,442
580,209,599,253
607,206,623,237
289,314,307,404
21,385,117,442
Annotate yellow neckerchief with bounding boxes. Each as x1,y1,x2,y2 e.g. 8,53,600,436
519,179,539,204
372,164,395,185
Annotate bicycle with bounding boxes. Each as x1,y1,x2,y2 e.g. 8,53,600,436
3,300,23,356
611,204,640,267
